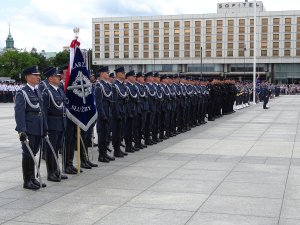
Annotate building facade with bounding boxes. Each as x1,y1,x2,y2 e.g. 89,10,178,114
92,1,300,82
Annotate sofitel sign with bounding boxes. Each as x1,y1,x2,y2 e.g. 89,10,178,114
218,2,260,9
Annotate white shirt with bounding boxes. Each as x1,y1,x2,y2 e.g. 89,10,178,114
50,84,58,91
26,83,35,91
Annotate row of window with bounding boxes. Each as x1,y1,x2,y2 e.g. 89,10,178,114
95,17,300,30
95,49,300,59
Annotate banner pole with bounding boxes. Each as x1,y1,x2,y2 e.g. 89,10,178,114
77,125,81,174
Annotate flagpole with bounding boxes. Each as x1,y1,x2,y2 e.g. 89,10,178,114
77,126,81,174
253,0,257,104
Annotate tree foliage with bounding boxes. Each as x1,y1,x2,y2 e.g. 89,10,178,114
0,49,70,81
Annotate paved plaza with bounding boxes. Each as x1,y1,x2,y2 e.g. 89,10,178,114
0,96,300,225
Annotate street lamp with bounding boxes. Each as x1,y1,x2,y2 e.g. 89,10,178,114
200,46,203,79
244,47,246,82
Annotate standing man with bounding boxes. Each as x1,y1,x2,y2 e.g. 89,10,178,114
15,65,46,190
42,67,68,182
111,66,128,157
95,66,115,162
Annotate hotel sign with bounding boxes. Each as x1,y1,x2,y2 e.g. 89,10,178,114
217,1,264,13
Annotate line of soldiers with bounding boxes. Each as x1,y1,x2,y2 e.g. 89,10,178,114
0,81,23,103
14,64,244,190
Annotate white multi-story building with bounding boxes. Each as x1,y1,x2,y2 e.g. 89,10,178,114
92,0,300,82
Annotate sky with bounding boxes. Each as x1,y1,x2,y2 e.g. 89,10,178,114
0,0,299,52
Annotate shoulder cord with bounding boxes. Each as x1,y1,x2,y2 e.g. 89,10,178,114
134,84,146,98
47,89,64,109
145,84,156,97
114,83,128,98
126,85,138,98
167,85,175,96
161,85,170,96
21,90,40,109
97,82,112,98
173,85,181,96
180,85,186,96
154,85,163,99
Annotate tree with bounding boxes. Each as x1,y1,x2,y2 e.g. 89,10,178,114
52,50,69,67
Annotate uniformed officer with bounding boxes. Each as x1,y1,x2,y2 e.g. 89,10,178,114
111,66,128,157
15,65,46,190
42,67,68,182
95,66,115,162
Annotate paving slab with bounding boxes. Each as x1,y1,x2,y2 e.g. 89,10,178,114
0,96,300,224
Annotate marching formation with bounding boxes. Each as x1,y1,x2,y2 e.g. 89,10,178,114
15,64,271,190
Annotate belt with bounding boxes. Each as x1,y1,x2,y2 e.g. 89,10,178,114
26,111,42,116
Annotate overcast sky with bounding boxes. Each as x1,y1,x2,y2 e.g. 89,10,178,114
0,0,299,52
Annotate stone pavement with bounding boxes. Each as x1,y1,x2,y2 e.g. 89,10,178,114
0,96,300,225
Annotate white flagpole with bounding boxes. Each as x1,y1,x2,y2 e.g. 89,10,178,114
253,0,257,104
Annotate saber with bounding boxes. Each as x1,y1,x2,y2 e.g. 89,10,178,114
24,139,43,188
44,135,61,180
36,138,44,177
62,136,66,173
91,130,94,161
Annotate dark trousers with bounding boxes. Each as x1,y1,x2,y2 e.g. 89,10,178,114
112,117,123,149
22,134,41,159
97,119,109,156
64,119,76,168
145,112,155,140
124,116,133,148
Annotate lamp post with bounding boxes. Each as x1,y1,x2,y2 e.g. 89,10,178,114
200,46,203,78
244,47,246,82
253,0,257,104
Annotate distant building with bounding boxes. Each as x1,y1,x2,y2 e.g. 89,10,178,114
3,25,16,52
40,50,57,59
92,0,300,82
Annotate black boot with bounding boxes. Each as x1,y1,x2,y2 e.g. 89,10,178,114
29,159,46,188
113,147,124,158
22,158,39,190
98,148,110,162
46,151,60,182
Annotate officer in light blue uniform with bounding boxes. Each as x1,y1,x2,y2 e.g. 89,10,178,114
42,67,68,182
15,65,46,190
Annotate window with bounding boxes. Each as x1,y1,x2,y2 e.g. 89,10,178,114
298,17,300,23
195,21,201,27
184,29,190,34
273,42,279,48
95,45,100,51
104,24,109,30
228,35,234,41
114,38,119,43
206,36,211,42
273,34,279,40
206,51,211,57
134,30,139,35
227,50,233,57
104,38,109,44
174,44,180,50
154,37,159,43
217,27,223,34
174,29,180,34
239,50,245,57
144,30,149,35
134,52,139,58
184,21,190,27
144,45,149,50
164,37,169,43
124,30,129,36
297,42,300,48
184,51,190,57
239,27,245,33
133,23,139,29
228,43,233,49
154,44,159,50
228,20,234,26
104,45,109,51
164,51,169,58
134,45,139,51
95,53,100,58
285,42,291,48
206,43,211,49
124,52,129,58
261,34,268,41
297,50,300,56
297,26,300,32
216,51,222,57
105,53,109,58
164,22,169,27
285,26,291,32
239,19,245,25
143,52,149,58
261,50,267,56
174,36,180,42
195,43,201,49
154,22,159,28
285,17,292,24
95,39,100,44
114,24,119,29
95,31,100,37
228,27,234,33
124,38,129,44
143,22,149,28
239,43,245,48
104,31,110,36
261,42,267,48
206,20,212,26
195,28,201,34
154,52,159,58
124,23,129,29
273,50,279,56
195,51,201,57
184,44,190,49
217,20,223,26
144,37,149,43
174,51,179,57
185,36,190,42
261,26,268,33
95,24,100,29
273,18,280,25
164,29,170,35
206,27,212,34
273,26,279,32
285,34,291,40
217,35,222,41
262,18,268,25
164,44,169,50
239,35,245,41
154,30,159,36
195,36,201,42
114,52,119,58
123,45,128,51
174,21,180,27
284,49,290,56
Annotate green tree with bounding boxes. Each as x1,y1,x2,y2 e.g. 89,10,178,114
52,50,69,67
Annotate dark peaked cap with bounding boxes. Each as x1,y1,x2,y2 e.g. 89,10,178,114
23,65,40,76
114,66,125,73
125,70,135,78
144,71,154,77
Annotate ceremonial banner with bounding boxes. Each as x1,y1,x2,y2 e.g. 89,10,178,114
65,40,97,131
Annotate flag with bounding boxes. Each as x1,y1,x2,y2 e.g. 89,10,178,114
65,39,97,131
